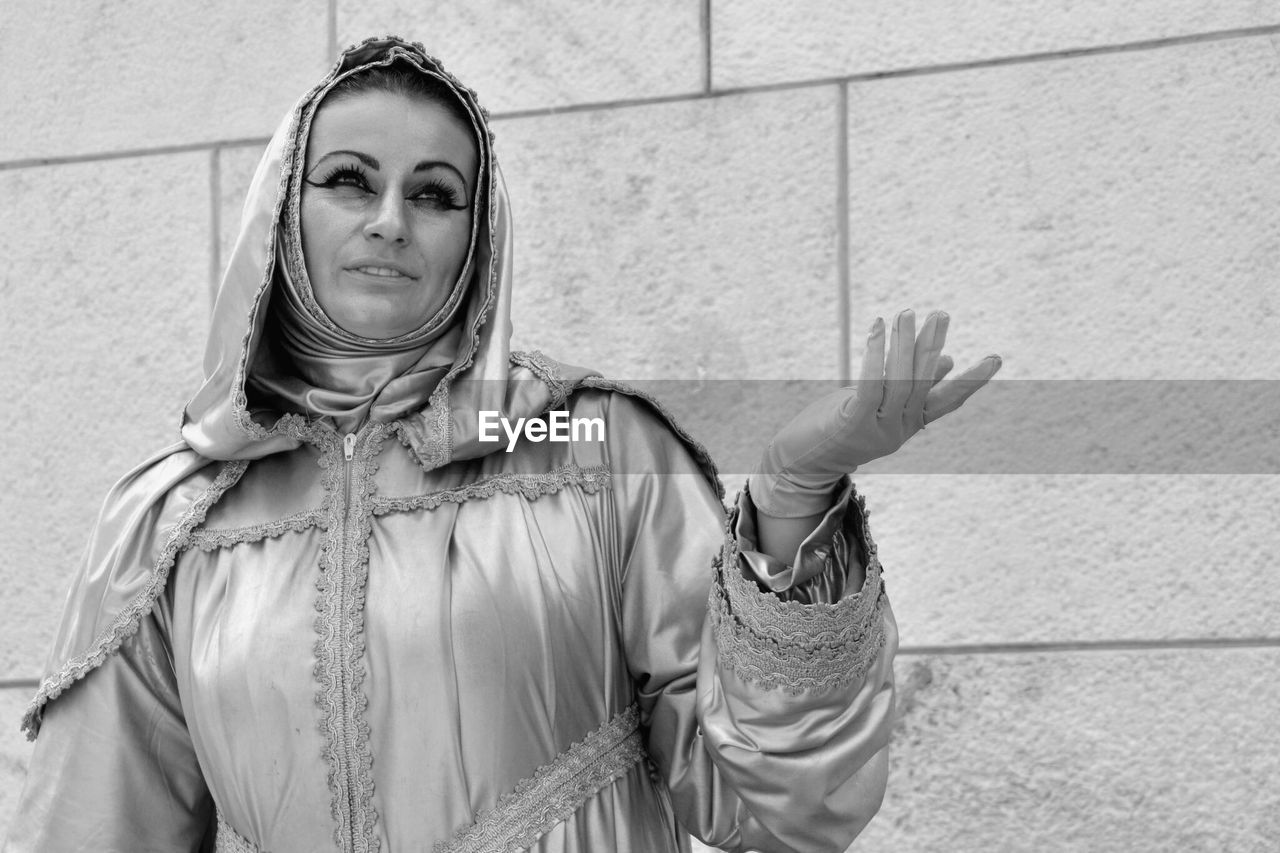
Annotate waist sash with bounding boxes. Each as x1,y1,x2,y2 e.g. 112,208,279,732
215,704,646,853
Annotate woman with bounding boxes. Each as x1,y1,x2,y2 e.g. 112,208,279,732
6,37,998,852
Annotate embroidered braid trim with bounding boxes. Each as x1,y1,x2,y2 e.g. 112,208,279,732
509,350,576,410
21,461,249,739
709,492,887,694
313,425,386,853
371,464,611,516
434,704,646,853
391,384,453,472
187,507,326,551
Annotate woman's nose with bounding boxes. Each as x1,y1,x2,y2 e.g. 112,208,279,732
363,194,410,244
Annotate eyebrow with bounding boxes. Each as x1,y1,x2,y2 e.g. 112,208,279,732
312,149,469,186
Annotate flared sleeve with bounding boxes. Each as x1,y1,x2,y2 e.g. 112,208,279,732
606,393,897,853
3,602,215,852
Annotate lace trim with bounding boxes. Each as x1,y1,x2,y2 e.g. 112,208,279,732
313,425,386,853
371,464,611,516
22,461,249,739
187,507,326,551
434,704,646,853
509,350,576,410
709,493,887,694
215,810,262,852
391,382,453,472
342,36,494,126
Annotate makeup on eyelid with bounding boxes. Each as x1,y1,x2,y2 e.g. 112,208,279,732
305,163,467,211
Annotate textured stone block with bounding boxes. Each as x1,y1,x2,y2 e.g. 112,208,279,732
0,687,36,840
0,0,327,161
0,154,210,679
844,37,1280,380
216,143,270,301
713,0,1279,88
337,0,704,113
836,40,1280,650
493,87,844,478
855,474,1280,646
675,649,1280,852
855,649,1280,850
494,86,841,381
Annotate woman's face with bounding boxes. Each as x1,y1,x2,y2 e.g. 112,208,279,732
300,89,478,339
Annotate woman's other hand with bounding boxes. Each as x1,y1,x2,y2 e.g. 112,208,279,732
749,309,1002,521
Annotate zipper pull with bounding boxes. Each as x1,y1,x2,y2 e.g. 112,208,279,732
343,433,356,461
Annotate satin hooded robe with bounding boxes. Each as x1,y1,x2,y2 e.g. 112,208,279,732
5,37,898,853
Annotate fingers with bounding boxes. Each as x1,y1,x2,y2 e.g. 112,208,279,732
913,312,949,383
933,355,954,384
878,309,915,418
860,309,992,429
852,316,886,417
905,311,948,423
923,354,1002,424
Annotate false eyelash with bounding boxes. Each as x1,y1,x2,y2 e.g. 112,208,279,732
303,164,371,190
413,178,466,210
303,165,466,210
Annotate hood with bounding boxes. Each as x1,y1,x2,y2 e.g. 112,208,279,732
181,36,585,470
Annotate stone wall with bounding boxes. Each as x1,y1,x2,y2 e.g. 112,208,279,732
3,2,1278,848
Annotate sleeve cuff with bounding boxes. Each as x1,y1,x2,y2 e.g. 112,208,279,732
734,477,863,602
708,483,887,693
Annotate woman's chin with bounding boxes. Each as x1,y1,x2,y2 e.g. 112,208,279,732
326,306,421,338
342,318,418,338
317,291,437,338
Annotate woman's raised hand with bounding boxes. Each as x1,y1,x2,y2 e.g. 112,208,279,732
748,309,1002,519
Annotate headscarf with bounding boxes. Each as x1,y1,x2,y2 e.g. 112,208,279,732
181,36,581,468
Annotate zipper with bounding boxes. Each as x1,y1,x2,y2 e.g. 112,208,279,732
339,429,357,848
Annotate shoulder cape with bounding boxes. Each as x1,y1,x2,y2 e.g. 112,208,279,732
22,353,720,739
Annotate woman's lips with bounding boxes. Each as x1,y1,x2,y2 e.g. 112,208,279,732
351,265,411,278
345,261,419,280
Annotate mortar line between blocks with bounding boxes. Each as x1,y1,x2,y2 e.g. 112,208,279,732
836,82,850,382
209,147,222,308
899,636,1280,656
6,23,1278,173
4,635,1276,687
448,23,1280,121
701,0,713,93
0,678,39,690
0,138,271,172
827,22,1280,84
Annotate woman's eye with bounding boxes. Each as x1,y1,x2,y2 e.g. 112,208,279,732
307,165,371,193
411,182,466,210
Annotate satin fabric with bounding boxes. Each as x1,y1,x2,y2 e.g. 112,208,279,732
9,392,897,852
7,37,898,853
247,241,465,434
247,39,484,434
